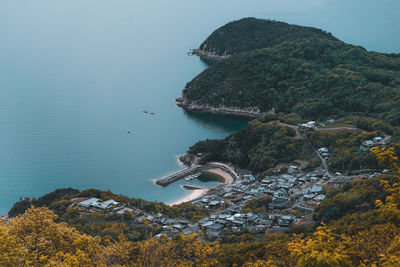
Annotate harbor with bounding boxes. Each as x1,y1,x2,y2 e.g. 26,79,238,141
155,162,238,187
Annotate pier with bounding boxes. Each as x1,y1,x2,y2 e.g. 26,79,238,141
182,184,210,190
155,165,209,186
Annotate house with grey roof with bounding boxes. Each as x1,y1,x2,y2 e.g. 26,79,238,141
78,198,119,210
205,224,225,235
78,198,100,208
311,185,323,194
314,195,326,202
274,188,288,198
269,198,289,210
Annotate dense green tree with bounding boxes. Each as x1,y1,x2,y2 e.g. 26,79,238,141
189,121,303,172
185,34,400,125
197,17,337,56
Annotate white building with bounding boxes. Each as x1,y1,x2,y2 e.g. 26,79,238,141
78,198,119,210
78,198,100,208
362,140,374,148
299,121,316,130
318,147,329,153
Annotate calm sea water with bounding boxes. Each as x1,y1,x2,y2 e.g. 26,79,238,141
0,0,399,214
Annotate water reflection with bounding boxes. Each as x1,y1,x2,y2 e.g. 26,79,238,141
184,110,250,135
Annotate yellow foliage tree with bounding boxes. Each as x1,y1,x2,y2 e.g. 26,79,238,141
101,234,137,266
242,259,276,267
2,206,103,266
368,146,400,264
288,224,352,267
0,223,25,266
371,146,400,225
370,146,400,173
134,233,219,266
0,206,221,266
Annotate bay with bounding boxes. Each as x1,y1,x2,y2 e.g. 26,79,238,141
0,0,399,214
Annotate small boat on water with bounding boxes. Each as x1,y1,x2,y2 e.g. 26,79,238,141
184,173,201,181
126,129,132,133
149,112,155,115
143,110,149,113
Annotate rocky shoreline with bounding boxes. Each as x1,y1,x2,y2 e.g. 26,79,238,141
179,153,198,167
176,96,263,118
190,48,230,61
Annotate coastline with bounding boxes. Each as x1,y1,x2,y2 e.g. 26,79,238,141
169,188,209,206
203,168,234,185
190,48,230,61
176,97,263,118
168,163,236,206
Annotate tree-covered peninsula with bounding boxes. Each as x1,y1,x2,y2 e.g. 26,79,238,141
182,18,400,126
181,18,400,176
193,17,338,58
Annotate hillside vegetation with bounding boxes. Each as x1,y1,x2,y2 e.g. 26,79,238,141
3,148,400,266
197,17,338,56
188,121,303,173
8,188,210,242
185,38,400,124
183,18,400,175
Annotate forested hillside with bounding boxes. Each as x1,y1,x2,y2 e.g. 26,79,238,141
188,120,303,173
8,188,209,242
197,17,338,56
184,38,400,124
3,148,400,266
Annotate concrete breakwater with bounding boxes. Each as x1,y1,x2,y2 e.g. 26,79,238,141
155,163,238,187
155,165,209,187
182,184,210,190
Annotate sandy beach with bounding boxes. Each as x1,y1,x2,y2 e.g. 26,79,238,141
169,188,208,206
203,168,234,184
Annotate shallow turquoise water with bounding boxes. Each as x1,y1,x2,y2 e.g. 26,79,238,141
0,0,399,214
